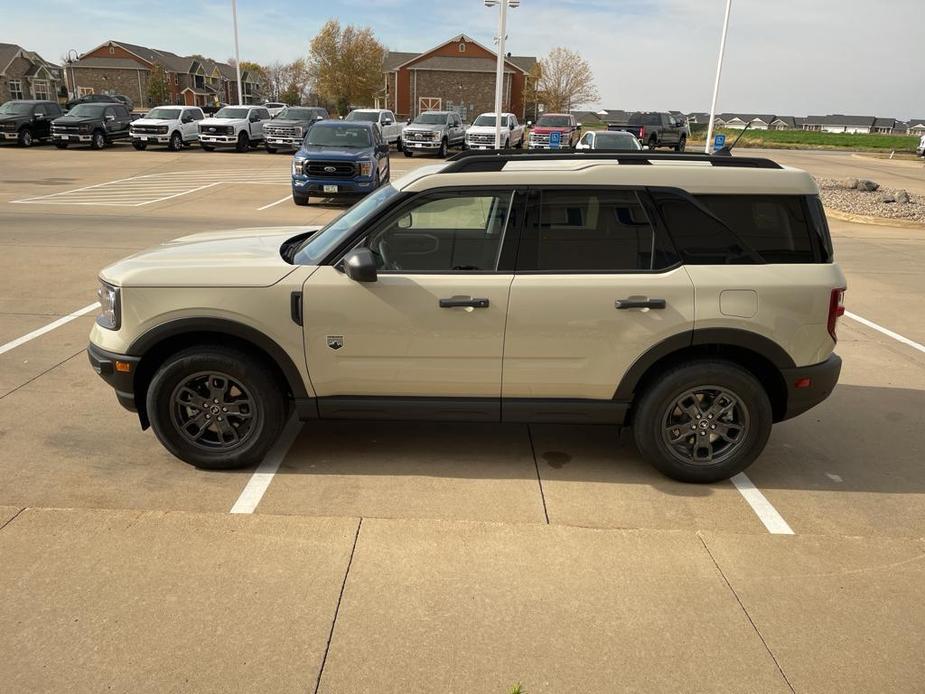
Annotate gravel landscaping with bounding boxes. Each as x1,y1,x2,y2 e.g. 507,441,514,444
816,177,925,223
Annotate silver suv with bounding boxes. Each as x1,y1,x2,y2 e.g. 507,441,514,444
88,151,844,483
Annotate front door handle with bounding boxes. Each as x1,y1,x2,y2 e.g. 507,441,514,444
439,296,490,309
615,298,667,310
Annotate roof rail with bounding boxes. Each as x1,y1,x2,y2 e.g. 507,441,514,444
442,149,783,173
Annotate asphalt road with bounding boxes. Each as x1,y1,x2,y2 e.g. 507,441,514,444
0,142,923,693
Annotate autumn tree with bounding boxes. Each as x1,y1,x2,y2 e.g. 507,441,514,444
308,19,386,115
533,47,599,113
146,62,170,107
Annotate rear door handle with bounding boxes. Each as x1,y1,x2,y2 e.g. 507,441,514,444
439,296,490,308
615,298,666,310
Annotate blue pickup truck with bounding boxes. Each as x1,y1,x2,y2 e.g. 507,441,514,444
291,120,391,206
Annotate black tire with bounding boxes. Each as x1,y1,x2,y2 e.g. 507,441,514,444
395,136,402,150
265,144,277,153
515,135,524,149
146,346,286,470
293,193,309,206
54,141,68,149
235,132,250,153
201,144,215,152
403,148,413,158
632,359,772,483
90,130,106,150
648,137,659,151
18,127,34,147
132,141,147,151
168,131,182,151
437,138,447,158
675,136,687,152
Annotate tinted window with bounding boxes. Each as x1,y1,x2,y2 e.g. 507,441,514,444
367,191,514,272
628,113,660,126
696,195,818,263
305,124,371,147
518,190,677,272
535,115,570,127
655,194,756,265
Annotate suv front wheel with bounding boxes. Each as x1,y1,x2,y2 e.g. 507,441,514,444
632,360,772,483
146,346,286,469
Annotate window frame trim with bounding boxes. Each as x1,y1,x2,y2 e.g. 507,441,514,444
511,185,683,276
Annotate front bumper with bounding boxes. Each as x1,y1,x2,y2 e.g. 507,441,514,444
292,176,375,196
1,131,19,140
403,139,441,150
779,353,842,420
87,343,141,413
131,133,170,144
266,136,302,148
53,132,92,142
199,134,241,146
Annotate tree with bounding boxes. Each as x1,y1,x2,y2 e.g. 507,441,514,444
146,62,170,107
308,19,387,115
532,47,599,113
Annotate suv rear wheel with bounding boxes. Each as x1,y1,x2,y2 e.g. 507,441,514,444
235,132,250,153
146,346,286,470
90,130,106,150
437,138,448,157
132,141,147,151
675,135,687,152
18,127,34,147
168,131,183,151
648,136,659,150
632,359,772,483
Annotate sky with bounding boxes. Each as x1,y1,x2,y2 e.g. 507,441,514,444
6,0,923,119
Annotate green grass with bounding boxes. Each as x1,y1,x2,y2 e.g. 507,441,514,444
693,128,919,152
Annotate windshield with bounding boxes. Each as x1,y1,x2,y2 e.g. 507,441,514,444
265,103,284,108
473,115,509,127
145,107,182,120
346,111,380,122
67,104,107,117
0,102,32,116
294,184,401,265
595,132,640,149
305,124,371,148
413,113,448,125
214,107,249,119
536,115,570,127
278,107,321,120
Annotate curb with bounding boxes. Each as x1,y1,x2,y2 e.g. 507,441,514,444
824,207,925,230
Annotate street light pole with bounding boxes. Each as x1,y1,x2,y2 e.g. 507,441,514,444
231,0,243,104
704,0,732,154
486,0,520,149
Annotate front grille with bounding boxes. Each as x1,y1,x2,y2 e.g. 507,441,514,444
132,125,167,135
306,160,356,177
530,133,550,144
404,130,436,141
265,125,302,138
200,125,233,136
467,133,494,145
1,122,16,132
54,125,79,133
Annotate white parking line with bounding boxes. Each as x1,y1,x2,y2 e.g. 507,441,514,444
229,416,303,513
731,472,794,534
0,302,100,356
845,311,925,354
257,195,292,211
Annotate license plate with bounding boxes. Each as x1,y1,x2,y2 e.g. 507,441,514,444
323,185,338,194
140,136,148,141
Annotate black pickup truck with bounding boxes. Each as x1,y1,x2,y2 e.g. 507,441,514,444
51,102,132,149
0,100,63,146
608,112,689,151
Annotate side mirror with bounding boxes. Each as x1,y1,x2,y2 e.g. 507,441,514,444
343,248,378,283
509,122,514,130
526,120,533,127
577,123,583,129
382,119,393,126
35,113,45,120
406,118,412,124
377,143,390,155
105,114,115,122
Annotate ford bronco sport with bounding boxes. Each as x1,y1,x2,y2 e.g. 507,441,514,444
88,151,844,483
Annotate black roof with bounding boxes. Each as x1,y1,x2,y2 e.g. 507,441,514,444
4,99,58,104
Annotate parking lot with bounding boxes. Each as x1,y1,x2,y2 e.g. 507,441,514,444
1,142,924,692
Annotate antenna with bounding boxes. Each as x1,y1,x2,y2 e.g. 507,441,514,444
714,121,751,157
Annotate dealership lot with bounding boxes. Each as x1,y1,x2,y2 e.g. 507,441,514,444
1,143,923,691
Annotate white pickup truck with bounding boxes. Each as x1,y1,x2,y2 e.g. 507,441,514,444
130,105,204,151
344,109,404,147
464,112,525,149
198,105,271,152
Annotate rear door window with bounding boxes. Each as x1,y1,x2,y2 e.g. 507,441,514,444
516,189,678,272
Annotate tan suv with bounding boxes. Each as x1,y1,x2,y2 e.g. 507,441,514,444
88,151,845,483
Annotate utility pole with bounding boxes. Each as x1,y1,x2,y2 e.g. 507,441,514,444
231,0,243,103
486,0,520,148
704,0,732,154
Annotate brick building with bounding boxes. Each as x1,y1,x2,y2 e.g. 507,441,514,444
383,35,535,122
65,40,263,108
0,43,63,103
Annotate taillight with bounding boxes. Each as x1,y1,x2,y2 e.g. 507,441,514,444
639,126,646,139
827,288,846,342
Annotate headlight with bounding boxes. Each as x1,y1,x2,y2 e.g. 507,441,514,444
158,126,169,134
96,280,121,330
292,158,306,176
358,160,373,177
80,124,92,133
